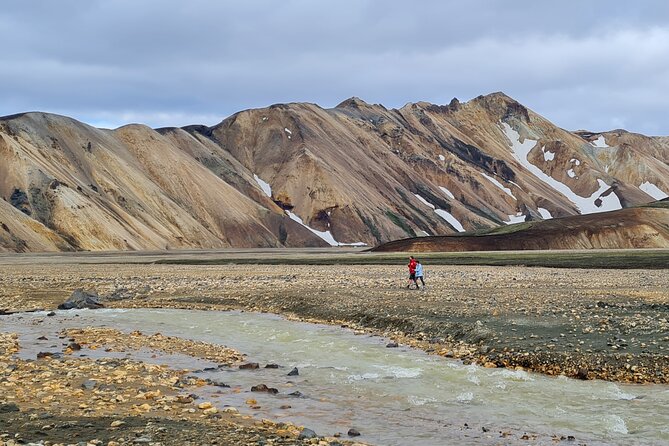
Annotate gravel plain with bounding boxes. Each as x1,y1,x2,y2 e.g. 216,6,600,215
1,257,668,445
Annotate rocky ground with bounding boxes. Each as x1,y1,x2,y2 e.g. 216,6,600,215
1,260,668,444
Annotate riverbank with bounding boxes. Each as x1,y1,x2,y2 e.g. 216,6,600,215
1,261,667,384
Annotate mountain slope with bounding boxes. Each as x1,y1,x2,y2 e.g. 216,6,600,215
1,93,668,252
370,200,669,252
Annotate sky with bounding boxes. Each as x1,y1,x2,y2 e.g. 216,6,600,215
2,1,668,134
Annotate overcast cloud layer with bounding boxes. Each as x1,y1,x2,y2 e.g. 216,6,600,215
2,1,668,134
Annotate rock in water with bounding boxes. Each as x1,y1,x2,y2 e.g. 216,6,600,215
287,367,299,376
239,362,260,370
298,428,317,439
58,289,104,310
348,428,361,437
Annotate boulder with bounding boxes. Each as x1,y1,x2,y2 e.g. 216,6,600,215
58,289,104,310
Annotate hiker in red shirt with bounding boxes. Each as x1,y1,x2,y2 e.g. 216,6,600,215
406,256,418,289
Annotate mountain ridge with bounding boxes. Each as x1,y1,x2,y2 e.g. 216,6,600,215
2,92,668,252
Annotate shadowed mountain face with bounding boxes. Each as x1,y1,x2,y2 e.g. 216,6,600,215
1,93,668,252
371,201,669,252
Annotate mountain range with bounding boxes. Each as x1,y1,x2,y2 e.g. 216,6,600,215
1,92,668,252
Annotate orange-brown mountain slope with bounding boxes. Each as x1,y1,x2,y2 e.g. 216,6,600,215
1,93,668,252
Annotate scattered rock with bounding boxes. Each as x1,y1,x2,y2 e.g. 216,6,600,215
58,289,104,310
287,367,299,376
251,384,279,394
264,363,280,368
0,403,20,413
386,342,399,348
298,428,317,439
81,379,97,390
347,428,361,437
239,362,260,370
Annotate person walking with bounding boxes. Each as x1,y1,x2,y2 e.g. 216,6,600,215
406,256,417,289
415,260,426,290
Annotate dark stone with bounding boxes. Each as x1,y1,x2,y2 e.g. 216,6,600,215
0,403,20,413
37,351,54,359
287,367,299,376
37,336,48,340
576,367,589,380
10,188,31,215
386,342,399,348
347,428,361,437
264,363,280,369
567,435,576,441
251,384,278,394
288,391,304,398
298,428,317,440
239,362,259,370
68,342,82,351
46,311,56,317
57,289,104,310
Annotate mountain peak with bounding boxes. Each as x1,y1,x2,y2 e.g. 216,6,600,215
335,97,373,109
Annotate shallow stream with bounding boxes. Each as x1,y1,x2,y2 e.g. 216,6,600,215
2,309,668,445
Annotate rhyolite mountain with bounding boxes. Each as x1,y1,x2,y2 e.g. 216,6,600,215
1,92,668,252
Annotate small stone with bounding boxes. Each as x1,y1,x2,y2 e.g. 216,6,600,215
110,421,125,428
386,342,399,348
264,363,280,369
198,402,213,410
81,379,97,390
287,367,299,376
239,362,260,370
347,428,361,437
251,384,278,394
0,403,20,413
298,428,317,439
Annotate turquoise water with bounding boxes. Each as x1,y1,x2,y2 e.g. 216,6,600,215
3,309,668,445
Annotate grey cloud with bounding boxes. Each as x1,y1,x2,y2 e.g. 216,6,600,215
1,0,668,134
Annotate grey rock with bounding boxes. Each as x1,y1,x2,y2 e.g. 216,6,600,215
287,367,299,376
298,428,317,439
58,289,104,310
347,428,361,437
0,403,19,413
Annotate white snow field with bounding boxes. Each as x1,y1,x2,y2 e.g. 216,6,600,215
285,211,366,247
506,213,526,224
481,172,516,199
254,174,273,197
538,207,553,219
502,122,622,214
639,181,669,200
591,136,609,148
414,194,465,232
439,186,455,200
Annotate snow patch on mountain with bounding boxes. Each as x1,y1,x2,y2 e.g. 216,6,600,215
253,174,273,197
285,210,366,247
414,194,465,232
506,213,526,225
502,122,621,214
439,186,455,200
542,147,555,161
591,136,609,148
538,207,553,219
481,172,516,200
639,182,669,200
